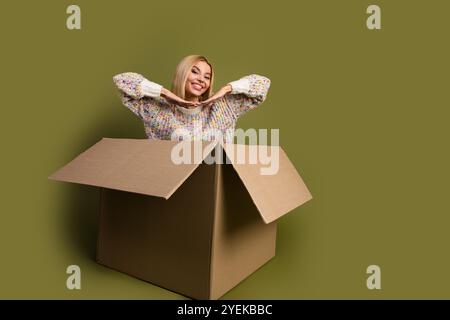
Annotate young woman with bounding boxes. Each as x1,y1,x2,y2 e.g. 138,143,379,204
113,54,271,142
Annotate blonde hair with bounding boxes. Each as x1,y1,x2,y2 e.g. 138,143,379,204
171,55,215,102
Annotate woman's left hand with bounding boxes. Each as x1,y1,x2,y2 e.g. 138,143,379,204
199,84,232,108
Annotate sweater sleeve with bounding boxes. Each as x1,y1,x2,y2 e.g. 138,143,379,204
112,72,164,119
224,74,271,118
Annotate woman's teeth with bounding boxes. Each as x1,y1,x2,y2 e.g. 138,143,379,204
192,83,202,90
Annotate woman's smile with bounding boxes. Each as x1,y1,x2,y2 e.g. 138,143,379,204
191,82,204,91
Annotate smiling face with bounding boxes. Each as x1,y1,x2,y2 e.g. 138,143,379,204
184,60,212,101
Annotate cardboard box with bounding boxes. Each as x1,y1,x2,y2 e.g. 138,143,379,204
49,138,312,299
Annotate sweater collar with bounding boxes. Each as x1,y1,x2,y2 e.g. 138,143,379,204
175,105,203,115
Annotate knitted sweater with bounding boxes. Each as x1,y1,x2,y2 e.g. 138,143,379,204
112,72,271,143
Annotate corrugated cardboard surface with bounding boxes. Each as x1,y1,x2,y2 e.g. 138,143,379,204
49,138,217,199
97,162,216,300
49,138,312,224
49,138,312,299
210,162,277,299
222,143,313,224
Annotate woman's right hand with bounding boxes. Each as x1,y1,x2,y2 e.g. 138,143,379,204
161,88,201,108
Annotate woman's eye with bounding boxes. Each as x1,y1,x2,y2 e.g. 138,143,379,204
192,69,210,80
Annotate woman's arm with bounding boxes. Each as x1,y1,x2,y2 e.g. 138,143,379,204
113,72,164,119
113,72,163,99
225,74,271,118
200,74,271,118
113,72,199,119
160,88,200,108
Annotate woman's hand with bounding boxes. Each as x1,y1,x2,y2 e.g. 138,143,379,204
199,84,232,108
161,88,201,108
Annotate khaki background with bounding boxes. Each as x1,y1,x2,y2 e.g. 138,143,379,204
1,0,449,299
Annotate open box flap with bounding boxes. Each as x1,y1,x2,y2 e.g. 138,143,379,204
221,142,313,224
49,138,218,199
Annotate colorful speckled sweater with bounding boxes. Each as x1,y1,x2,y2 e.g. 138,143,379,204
112,72,271,143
